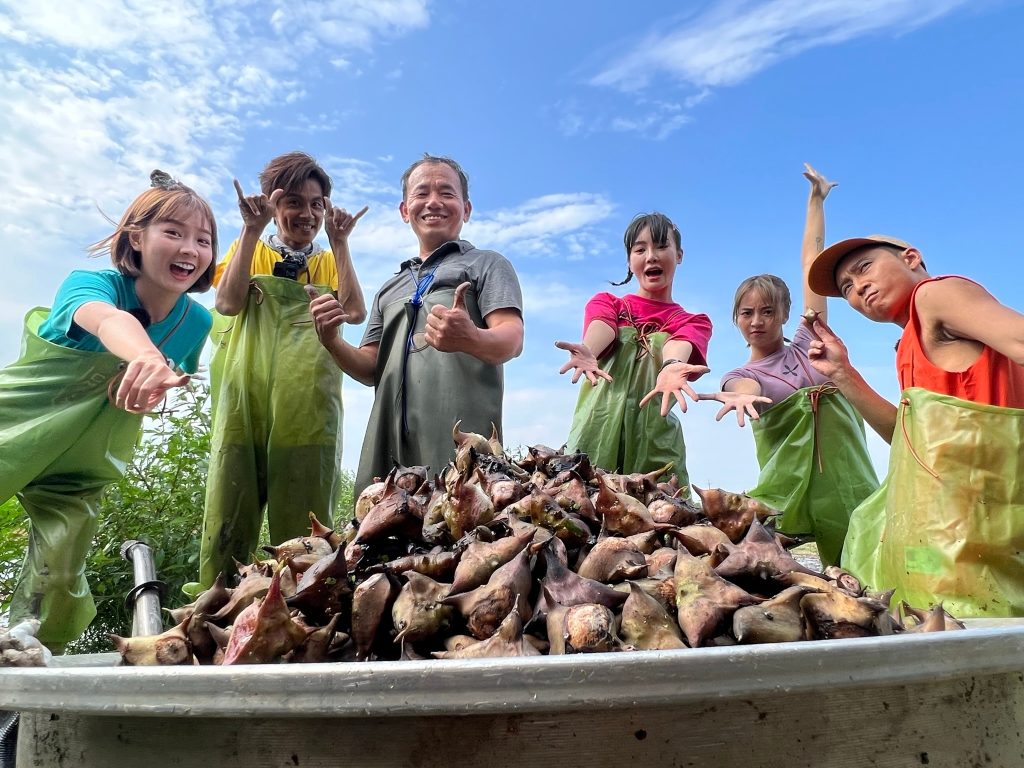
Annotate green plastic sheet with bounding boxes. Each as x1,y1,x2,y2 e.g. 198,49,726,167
843,387,1024,617
197,276,343,590
747,386,879,566
1,309,143,647
566,326,689,487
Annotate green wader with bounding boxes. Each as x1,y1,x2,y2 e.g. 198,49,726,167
565,326,689,487
1,309,143,647
843,388,1024,617
197,276,343,589
356,285,502,494
746,386,879,567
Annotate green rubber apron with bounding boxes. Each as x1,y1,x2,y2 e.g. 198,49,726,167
565,324,689,487
1,309,145,647
355,283,503,494
198,276,343,589
843,388,1024,617
746,383,879,567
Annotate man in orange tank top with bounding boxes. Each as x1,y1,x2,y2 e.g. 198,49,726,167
802,234,1024,442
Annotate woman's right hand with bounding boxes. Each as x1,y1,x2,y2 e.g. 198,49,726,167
233,179,283,231
115,353,190,414
555,340,614,386
700,391,773,428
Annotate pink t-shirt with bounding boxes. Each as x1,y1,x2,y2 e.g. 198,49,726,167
584,292,712,368
720,323,831,409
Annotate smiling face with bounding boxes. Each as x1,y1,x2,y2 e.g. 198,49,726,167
628,225,682,301
835,245,923,325
129,208,214,299
399,162,472,255
275,178,326,249
735,289,786,357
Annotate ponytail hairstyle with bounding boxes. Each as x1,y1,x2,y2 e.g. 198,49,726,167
611,212,682,286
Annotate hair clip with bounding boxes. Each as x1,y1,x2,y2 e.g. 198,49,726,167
150,169,179,189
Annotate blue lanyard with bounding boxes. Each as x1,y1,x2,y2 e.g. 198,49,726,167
408,261,441,307
401,260,442,434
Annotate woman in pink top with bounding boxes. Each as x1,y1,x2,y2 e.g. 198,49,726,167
701,166,878,565
556,212,712,487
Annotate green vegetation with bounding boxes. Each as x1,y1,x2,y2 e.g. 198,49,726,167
0,384,355,653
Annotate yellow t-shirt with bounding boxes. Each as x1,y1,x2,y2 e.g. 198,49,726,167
214,239,339,290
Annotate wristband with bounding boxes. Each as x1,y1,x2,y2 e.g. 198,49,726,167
660,358,685,370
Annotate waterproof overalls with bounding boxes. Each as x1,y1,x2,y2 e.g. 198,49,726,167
566,321,690,487
2,309,146,647
746,377,879,567
355,279,502,494
197,276,343,589
843,388,1024,616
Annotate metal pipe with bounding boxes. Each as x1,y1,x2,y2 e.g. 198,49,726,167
120,540,164,637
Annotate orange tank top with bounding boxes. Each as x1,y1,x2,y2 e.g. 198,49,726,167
896,276,1024,407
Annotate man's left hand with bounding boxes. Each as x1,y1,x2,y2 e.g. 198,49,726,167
325,201,368,242
425,282,477,353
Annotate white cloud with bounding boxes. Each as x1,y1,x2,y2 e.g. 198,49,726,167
0,0,434,365
464,193,616,258
270,0,429,50
592,0,969,91
578,0,968,139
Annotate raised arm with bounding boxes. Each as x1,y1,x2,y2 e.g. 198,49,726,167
216,180,282,316
801,163,837,323
424,283,524,365
324,201,368,324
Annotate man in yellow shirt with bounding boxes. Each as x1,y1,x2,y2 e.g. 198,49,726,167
190,151,366,593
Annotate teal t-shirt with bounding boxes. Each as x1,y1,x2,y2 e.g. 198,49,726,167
38,269,212,373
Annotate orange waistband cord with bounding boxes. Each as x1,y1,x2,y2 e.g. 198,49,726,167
899,397,941,481
806,383,839,474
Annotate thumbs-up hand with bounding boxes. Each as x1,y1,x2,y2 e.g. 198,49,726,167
424,281,476,353
306,284,350,344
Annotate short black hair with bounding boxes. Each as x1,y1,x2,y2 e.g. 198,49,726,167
400,154,470,200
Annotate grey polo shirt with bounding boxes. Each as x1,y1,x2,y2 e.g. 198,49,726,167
360,239,523,347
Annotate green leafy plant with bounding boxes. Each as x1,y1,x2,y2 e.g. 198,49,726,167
1,382,355,652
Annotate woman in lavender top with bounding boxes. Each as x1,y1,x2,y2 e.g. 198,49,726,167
699,165,878,566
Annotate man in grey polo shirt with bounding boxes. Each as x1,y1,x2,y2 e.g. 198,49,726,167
309,154,524,493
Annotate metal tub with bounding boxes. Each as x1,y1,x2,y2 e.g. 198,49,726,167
3,622,1024,767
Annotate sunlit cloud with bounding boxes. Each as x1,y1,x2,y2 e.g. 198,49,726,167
581,0,969,138
593,0,969,90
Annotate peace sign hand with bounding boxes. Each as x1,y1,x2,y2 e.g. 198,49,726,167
233,179,283,232
325,201,368,243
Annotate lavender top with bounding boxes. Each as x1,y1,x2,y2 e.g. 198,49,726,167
720,323,832,410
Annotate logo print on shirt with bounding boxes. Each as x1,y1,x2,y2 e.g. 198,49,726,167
783,363,800,377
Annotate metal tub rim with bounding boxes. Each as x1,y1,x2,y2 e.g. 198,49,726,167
2,624,1022,718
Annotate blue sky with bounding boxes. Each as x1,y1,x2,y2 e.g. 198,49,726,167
1,0,1022,491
